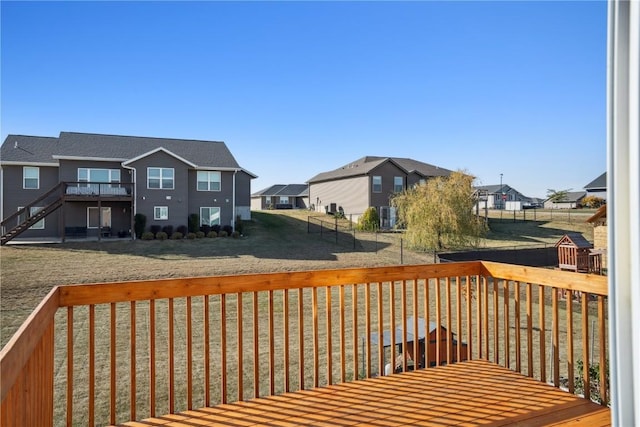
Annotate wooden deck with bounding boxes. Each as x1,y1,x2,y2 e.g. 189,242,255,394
120,360,610,427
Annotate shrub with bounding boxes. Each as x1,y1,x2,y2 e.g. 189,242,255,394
218,230,228,237
134,213,147,238
141,231,155,240
234,216,244,235
581,196,605,209
200,224,211,235
162,225,174,236
150,225,161,235
155,231,168,240
176,225,188,235
222,224,233,235
357,207,380,231
188,214,199,233
196,231,205,238
211,224,221,234
171,231,184,240
231,231,240,238
186,232,196,239
207,231,218,238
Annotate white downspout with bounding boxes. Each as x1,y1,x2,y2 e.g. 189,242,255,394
122,164,136,238
232,169,238,231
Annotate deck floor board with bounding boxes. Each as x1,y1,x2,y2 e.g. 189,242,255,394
118,360,609,427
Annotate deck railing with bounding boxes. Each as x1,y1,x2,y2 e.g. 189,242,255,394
0,261,609,426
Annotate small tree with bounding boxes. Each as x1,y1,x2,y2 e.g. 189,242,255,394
546,188,572,203
188,213,200,233
357,207,380,231
134,213,146,238
392,171,486,251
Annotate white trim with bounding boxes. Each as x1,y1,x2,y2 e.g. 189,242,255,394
52,155,128,162
0,161,59,167
122,147,197,168
607,0,639,424
153,206,169,221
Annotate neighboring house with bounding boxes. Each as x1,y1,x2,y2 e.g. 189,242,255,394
543,191,586,209
584,172,607,200
307,156,452,228
0,132,256,244
251,184,309,210
473,184,534,210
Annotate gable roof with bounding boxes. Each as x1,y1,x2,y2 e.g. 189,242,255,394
1,132,256,176
307,156,451,184
547,191,586,203
252,184,308,197
555,232,592,248
584,172,606,190
586,204,607,224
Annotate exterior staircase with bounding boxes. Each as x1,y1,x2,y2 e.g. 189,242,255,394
0,183,65,245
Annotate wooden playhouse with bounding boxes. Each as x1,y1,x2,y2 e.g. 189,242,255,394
555,232,598,273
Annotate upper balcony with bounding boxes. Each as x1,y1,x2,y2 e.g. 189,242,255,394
0,261,610,426
62,181,133,202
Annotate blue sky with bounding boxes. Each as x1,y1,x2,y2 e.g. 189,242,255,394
1,1,607,198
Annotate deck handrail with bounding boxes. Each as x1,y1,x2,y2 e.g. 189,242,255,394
0,261,609,426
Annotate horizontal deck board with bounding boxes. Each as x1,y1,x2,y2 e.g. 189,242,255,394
117,360,609,427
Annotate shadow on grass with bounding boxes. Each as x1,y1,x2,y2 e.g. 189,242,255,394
10,211,391,261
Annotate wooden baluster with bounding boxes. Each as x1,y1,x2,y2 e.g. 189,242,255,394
493,279,499,365
539,285,546,383
110,303,116,425
149,300,156,417
526,283,533,378
504,281,510,369
312,287,319,388
424,279,430,366
598,295,607,405
298,288,304,390
129,302,135,421
552,288,559,387
186,296,193,409
581,293,590,400
340,285,346,383
412,279,419,368
365,283,371,378
353,284,359,381
283,289,290,393
483,277,489,360
237,293,243,401
89,305,95,426
567,295,574,393
514,282,521,373
269,290,275,395
221,294,227,403
377,282,384,375
326,286,333,384
203,295,210,406
253,292,259,398
456,276,462,363
446,277,452,365
168,298,174,413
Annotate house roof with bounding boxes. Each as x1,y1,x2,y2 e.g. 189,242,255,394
370,317,441,347
555,232,592,248
252,184,308,197
545,191,586,203
584,172,606,190
1,132,257,176
307,156,451,184
475,184,512,194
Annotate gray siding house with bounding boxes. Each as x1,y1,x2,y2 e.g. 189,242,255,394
473,184,534,210
307,156,451,228
251,184,309,210
584,172,607,200
0,132,256,243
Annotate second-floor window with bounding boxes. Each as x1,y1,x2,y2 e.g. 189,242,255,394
23,166,39,189
197,171,221,191
372,176,382,193
394,176,403,193
78,168,120,187
148,168,174,190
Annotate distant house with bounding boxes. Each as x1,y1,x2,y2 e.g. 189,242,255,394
473,184,534,210
543,191,586,209
0,132,256,244
307,156,451,227
251,184,309,210
584,172,607,200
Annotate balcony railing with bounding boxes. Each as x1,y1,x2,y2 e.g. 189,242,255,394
0,261,608,426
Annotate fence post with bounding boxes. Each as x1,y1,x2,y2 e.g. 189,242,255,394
307,216,310,233
335,219,338,244
353,230,356,250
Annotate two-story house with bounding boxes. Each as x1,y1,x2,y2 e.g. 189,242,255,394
0,132,256,243
307,156,452,228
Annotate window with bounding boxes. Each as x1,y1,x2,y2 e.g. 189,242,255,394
19,206,45,229
78,168,120,186
23,167,39,189
87,207,112,228
279,196,289,204
200,207,220,226
197,171,221,191
148,168,174,189
372,176,382,193
154,206,169,220
394,176,403,193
